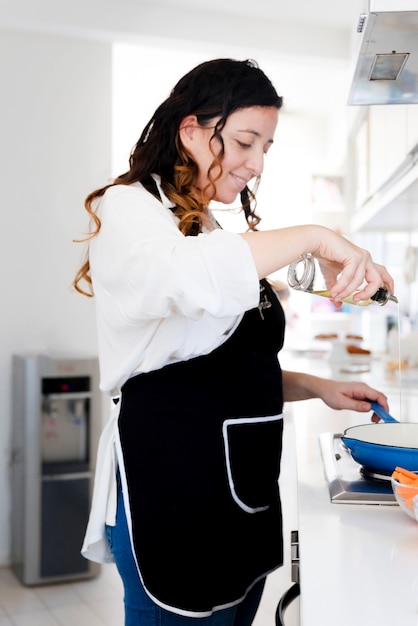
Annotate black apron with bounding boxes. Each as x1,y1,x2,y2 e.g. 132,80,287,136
118,279,286,616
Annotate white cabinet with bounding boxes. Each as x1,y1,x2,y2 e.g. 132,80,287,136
353,116,370,208
368,105,407,195
349,104,418,231
406,104,418,153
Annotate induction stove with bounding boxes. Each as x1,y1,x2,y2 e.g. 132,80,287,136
319,432,396,505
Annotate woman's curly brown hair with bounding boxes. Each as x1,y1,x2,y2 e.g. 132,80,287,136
74,58,282,296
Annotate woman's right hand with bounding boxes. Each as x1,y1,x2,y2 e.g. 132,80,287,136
240,224,395,303
311,232,394,304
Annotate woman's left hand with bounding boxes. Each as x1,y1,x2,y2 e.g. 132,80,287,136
282,371,389,422
318,379,388,420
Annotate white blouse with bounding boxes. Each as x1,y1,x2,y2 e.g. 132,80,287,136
82,176,261,563
90,177,260,396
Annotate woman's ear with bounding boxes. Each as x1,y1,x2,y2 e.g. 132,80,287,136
178,115,198,149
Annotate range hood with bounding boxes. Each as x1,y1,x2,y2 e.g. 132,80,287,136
348,0,418,105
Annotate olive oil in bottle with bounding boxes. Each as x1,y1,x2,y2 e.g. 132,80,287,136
311,288,397,306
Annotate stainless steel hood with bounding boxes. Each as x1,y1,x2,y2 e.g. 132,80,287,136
348,0,418,105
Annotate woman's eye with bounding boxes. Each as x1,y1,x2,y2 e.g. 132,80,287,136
237,140,252,149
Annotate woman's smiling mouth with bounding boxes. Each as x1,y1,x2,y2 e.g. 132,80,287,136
231,173,250,190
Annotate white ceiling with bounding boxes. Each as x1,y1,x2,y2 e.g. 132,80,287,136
0,0,367,51
152,0,366,29
0,0,367,30
0,0,368,115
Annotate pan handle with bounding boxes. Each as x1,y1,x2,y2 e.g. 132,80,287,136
370,401,398,423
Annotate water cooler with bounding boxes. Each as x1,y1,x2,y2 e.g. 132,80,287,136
11,354,102,585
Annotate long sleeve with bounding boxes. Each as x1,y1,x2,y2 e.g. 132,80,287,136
89,180,260,394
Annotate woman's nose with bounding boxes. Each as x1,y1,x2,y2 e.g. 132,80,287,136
247,151,264,176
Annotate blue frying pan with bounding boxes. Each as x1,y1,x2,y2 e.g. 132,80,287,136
341,402,418,473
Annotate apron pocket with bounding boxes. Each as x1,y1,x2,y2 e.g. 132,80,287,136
222,414,283,513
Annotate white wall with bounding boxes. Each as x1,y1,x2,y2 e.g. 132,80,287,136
0,28,112,565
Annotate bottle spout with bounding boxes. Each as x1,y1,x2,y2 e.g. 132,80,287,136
370,287,398,306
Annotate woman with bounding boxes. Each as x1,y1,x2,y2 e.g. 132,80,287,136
74,59,393,625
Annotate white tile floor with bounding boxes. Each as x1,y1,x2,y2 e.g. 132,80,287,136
0,562,299,625
0,565,124,626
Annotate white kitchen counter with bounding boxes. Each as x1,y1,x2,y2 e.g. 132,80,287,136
281,350,418,626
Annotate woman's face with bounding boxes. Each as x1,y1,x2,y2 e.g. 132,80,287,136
179,106,278,204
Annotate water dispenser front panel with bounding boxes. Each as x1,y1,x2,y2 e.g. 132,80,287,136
41,377,91,469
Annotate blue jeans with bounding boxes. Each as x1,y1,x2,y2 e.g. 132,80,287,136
105,480,265,625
